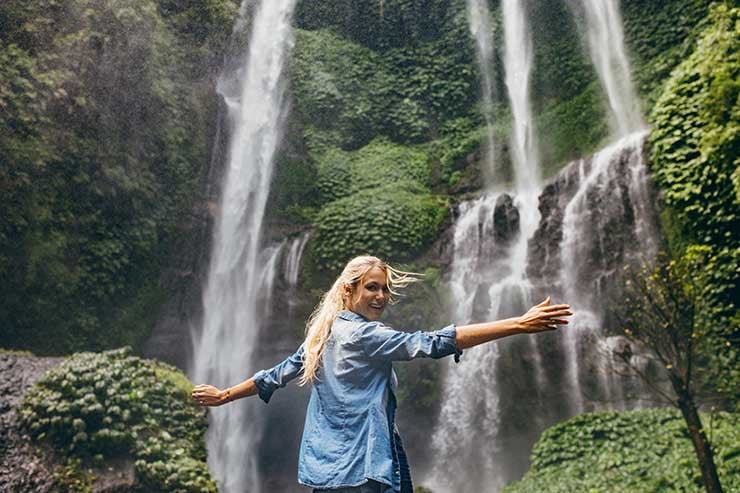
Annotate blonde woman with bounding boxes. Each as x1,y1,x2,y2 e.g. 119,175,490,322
192,255,572,493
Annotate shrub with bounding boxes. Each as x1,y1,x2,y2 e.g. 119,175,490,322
504,409,740,493
21,347,216,492
311,183,447,273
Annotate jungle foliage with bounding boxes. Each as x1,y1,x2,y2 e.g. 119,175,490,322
648,3,739,352
0,0,238,354
21,347,216,492
503,409,740,493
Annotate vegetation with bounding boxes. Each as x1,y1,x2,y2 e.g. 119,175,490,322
0,0,239,355
20,347,216,492
623,0,713,107
1,0,738,489
648,3,739,371
613,248,730,492
503,409,740,493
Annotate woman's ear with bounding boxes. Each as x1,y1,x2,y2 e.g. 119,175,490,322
342,283,353,307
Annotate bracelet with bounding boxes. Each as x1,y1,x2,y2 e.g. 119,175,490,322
224,387,232,402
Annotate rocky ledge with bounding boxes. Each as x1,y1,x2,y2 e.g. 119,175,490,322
0,353,61,493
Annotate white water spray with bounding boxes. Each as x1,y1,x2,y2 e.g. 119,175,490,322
189,1,297,492
467,0,497,178
429,1,658,491
577,0,643,136
558,130,652,414
502,0,540,191
431,2,542,491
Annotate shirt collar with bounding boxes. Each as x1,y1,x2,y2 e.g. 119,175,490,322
337,310,368,322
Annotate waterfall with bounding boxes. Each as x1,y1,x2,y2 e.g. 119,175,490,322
430,2,543,491
189,1,297,492
284,232,310,289
428,1,659,491
502,0,540,190
575,0,644,136
430,194,532,493
557,130,657,415
466,0,497,178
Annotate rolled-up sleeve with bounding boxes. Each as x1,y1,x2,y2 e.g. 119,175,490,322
356,322,462,362
252,344,305,404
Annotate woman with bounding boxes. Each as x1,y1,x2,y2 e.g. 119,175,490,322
192,255,572,493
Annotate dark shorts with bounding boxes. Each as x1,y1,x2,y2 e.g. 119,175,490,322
313,480,394,493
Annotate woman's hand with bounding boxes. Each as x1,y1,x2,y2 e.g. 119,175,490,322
518,297,572,333
191,384,229,407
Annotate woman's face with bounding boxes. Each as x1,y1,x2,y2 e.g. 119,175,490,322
345,266,389,321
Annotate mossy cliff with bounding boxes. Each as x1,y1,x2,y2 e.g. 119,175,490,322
1,0,728,355
270,0,722,285
646,3,739,391
0,0,239,355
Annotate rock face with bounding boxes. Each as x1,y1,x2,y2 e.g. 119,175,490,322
142,101,230,370
0,354,60,493
527,134,661,313
493,193,521,244
428,133,664,492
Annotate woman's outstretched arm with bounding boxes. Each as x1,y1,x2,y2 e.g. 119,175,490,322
191,378,259,407
455,296,572,350
191,343,305,407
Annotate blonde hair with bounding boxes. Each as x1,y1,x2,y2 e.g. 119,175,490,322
299,255,419,385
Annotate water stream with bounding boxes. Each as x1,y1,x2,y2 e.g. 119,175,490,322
466,0,497,179
188,1,297,491
429,0,655,491
575,0,644,136
431,1,542,489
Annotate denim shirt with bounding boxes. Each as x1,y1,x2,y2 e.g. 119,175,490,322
252,310,461,491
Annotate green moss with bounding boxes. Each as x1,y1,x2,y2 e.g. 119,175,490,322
536,81,609,175
648,2,739,310
311,183,447,273
0,0,237,355
290,10,476,148
623,0,713,106
315,137,431,201
21,348,216,492
504,409,740,493
303,132,449,278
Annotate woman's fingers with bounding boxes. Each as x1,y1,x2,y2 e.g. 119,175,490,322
536,296,551,307
191,384,221,406
541,304,571,313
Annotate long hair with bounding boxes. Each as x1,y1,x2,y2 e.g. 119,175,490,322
299,255,419,385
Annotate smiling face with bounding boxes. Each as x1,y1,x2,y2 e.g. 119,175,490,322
344,266,389,321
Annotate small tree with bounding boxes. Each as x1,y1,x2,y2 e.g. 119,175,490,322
610,246,728,493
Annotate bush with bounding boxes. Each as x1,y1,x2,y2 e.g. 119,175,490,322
21,348,217,492
504,409,740,493
649,3,739,317
311,183,447,273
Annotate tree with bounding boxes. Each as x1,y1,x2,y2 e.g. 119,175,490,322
609,246,730,493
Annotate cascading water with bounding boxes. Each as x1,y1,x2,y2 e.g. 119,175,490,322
430,1,542,491
575,0,644,136
467,0,497,178
556,130,658,415
428,1,658,491
284,232,310,289
189,1,297,492
502,0,539,191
